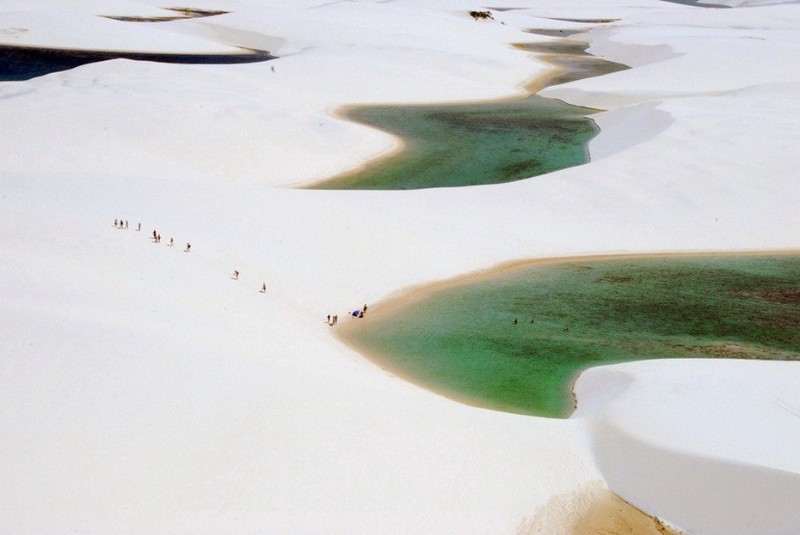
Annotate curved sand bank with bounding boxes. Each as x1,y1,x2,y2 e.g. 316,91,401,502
2,0,800,533
336,249,799,418
574,359,800,535
524,480,683,534
338,249,800,324
0,9,253,54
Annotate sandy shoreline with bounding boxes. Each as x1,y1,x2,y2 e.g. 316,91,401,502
523,480,684,535
338,248,800,327
336,248,800,418
4,0,800,532
304,46,568,190
303,35,598,190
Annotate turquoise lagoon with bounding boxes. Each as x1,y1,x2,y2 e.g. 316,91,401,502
310,40,627,190
311,95,599,190
342,255,800,418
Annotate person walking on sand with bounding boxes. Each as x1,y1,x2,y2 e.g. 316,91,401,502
233,270,239,280
169,237,174,247
114,219,118,227
136,222,141,231
261,283,266,293
152,230,157,240
185,242,191,252
124,220,128,229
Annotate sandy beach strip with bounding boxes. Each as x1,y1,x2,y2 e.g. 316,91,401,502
302,48,570,189
3,1,800,532
335,248,800,417
338,248,800,330
522,480,684,535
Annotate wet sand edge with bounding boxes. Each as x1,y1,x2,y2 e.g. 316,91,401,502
301,40,575,189
335,249,800,412
341,249,800,330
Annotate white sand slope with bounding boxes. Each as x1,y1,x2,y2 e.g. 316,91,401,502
574,359,800,535
1,0,799,532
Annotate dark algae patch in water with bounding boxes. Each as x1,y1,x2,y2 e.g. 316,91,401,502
342,254,800,418
311,95,599,190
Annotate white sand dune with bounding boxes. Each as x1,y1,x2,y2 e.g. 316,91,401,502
574,359,800,535
1,0,799,532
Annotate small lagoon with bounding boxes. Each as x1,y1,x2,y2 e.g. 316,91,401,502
0,45,272,82
341,254,800,418
310,39,627,190
311,96,599,190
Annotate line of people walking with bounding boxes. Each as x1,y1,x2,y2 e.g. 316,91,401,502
113,217,265,291
115,218,191,252
114,218,368,323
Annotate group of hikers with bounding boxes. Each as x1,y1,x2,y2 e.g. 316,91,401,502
115,217,273,293
230,270,267,293
114,218,367,321
327,304,368,326
150,229,188,251
114,219,190,251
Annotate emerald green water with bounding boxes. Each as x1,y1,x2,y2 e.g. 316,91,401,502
344,255,800,418
311,95,599,190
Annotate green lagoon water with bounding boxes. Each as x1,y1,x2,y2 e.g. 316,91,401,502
311,95,599,190
345,255,800,418
310,39,629,191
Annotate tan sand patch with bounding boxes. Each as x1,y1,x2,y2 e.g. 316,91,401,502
518,481,683,535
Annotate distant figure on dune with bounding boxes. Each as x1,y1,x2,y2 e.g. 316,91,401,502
136,223,141,231
233,270,239,280
169,238,174,247
124,220,129,229
152,230,157,240
261,283,267,293
185,242,191,252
